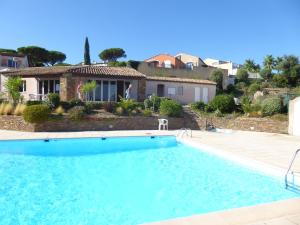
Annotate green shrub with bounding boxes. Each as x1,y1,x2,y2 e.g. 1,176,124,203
261,97,283,116
47,93,60,109
23,105,51,123
143,108,152,117
115,106,124,115
103,101,116,113
226,84,236,93
26,100,43,106
68,106,85,121
60,101,71,110
191,101,206,111
84,102,94,114
159,99,183,117
236,69,249,83
69,99,84,108
214,109,224,117
248,83,261,94
144,96,168,111
117,98,138,115
272,74,288,88
209,69,223,90
208,94,235,113
88,102,103,110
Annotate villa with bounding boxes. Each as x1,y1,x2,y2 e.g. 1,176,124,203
0,65,216,104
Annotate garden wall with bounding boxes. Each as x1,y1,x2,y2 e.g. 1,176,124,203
0,114,288,134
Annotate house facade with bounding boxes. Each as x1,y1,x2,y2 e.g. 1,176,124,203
146,76,216,104
0,66,146,102
0,65,216,104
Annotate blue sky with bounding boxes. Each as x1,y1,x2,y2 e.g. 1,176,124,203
1,0,299,65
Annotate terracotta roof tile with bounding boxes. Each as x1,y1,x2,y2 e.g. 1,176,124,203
1,65,146,78
146,76,216,85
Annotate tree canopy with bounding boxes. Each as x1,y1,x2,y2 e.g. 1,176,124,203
17,46,49,67
0,48,18,54
209,69,223,90
2,46,68,67
236,68,249,83
263,55,276,70
47,51,66,66
99,48,126,62
84,37,91,65
243,59,260,72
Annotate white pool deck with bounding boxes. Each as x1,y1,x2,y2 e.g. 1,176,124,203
0,129,300,225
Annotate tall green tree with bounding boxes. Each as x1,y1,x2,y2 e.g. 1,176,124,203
263,55,276,70
243,59,260,72
209,69,223,90
99,48,126,62
17,46,49,67
4,76,22,104
84,37,91,65
260,68,273,81
236,68,249,83
47,51,66,66
276,55,300,86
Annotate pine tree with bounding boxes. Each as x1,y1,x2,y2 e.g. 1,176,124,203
84,37,91,65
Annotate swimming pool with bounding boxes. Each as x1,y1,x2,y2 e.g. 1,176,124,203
0,136,298,225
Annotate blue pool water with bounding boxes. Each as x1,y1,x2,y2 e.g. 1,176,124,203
0,136,298,225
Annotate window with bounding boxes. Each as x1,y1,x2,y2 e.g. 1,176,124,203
7,59,16,68
110,81,116,101
38,80,60,95
164,60,172,68
177,86,183,96
167,87,176,95
19,80,26,92
186,62,193,70
102,81,109,101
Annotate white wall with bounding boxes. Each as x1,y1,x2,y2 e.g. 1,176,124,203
289,97,300,136
146,80,216,104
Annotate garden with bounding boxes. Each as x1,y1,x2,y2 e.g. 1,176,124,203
0,77,183,125
192,55,300,122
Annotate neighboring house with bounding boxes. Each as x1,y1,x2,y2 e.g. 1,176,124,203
139,53,228,89
146,76,216,104
0,52,29,70
175,53,207,69
204,58,261,84
0,52,29,92
204,58,241,85
144,54,186,69
0,65,216,104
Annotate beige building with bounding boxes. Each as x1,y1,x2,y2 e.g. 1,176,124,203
146,76,216,104
175,53,206,69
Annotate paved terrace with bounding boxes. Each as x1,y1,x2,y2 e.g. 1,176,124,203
0,129,299,225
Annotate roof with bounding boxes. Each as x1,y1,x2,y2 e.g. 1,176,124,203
1,65,146,78
146,76,216,85
0,52,26,57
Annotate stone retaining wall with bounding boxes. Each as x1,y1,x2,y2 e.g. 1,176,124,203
0,115,288,134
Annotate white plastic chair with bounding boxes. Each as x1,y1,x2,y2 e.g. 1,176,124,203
158,119,168,130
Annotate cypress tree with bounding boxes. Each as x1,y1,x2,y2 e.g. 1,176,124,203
84,37,91,65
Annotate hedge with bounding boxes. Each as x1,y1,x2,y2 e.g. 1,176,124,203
23,105,51,123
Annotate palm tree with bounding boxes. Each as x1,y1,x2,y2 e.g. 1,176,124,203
263,55,275,70
244,59,260,73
